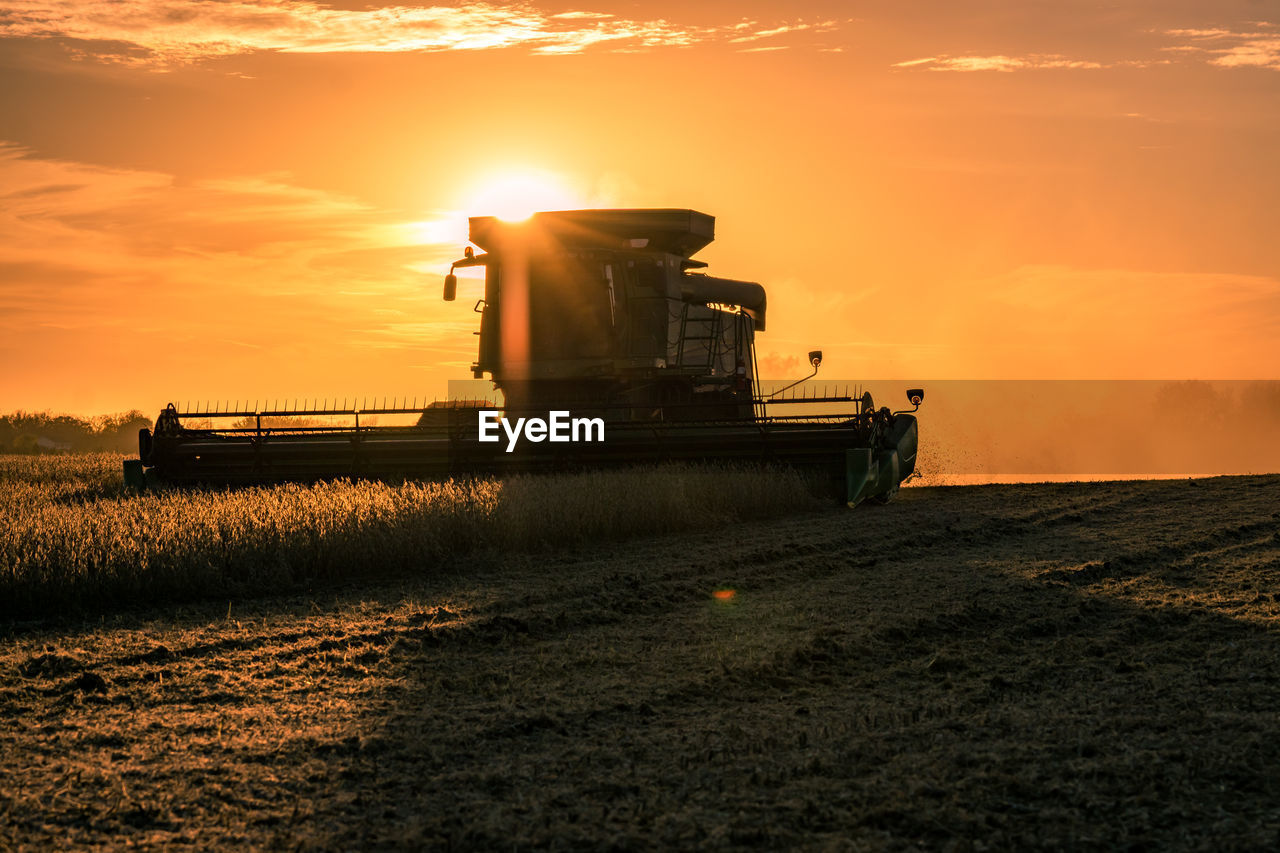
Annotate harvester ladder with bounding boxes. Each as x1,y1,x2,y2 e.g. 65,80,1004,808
676,304,724,371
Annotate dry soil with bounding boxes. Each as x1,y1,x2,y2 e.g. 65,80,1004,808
3,475,1279,850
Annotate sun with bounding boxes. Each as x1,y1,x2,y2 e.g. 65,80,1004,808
465,169,581,221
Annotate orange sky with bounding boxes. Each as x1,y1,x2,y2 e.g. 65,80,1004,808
1,1,1277,414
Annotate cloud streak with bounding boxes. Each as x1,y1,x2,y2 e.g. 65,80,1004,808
894,23,1280,74
0,141,513,409
0,142,471,360
893,54,1104,72
1165,24,1280,70
0,1,845,67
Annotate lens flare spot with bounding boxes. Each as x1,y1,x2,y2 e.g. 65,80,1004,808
712,589,736,601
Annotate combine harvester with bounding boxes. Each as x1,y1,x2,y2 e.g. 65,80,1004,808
128,209,922,505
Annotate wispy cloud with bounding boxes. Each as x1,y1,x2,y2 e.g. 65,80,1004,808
895,24,1280,74
893,54,1104,72
1164,24,1280,70
728,21,838,44
0,140,519,408
0,1,848,67
0,141,469,362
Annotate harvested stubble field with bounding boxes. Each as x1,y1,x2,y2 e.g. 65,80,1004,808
2,458,1280,850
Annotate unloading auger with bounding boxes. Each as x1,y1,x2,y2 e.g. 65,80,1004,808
128,209,922,505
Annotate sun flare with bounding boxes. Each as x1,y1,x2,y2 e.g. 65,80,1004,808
465,169,581,221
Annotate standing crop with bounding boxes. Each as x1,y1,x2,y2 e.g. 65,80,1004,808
0,455,823,617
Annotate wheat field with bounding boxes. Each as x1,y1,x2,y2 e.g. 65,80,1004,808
0,454,823,618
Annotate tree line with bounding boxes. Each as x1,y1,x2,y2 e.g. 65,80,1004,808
0,411,152,454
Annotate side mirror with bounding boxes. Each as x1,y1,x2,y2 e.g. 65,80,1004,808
907,388,924,406
808,350,823,367
443,273,457,302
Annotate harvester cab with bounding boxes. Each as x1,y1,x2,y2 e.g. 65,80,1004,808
443,209,766,421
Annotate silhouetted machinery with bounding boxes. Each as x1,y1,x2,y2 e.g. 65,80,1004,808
129,209,922,504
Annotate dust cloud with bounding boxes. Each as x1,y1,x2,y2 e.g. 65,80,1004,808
852,380,1280,482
